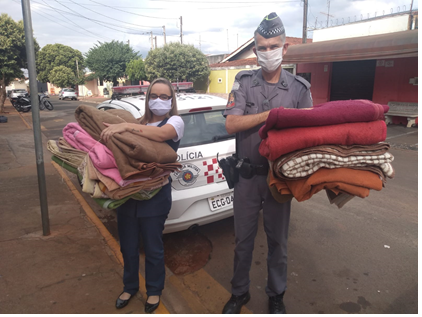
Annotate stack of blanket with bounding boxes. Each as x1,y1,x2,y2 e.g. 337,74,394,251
48,105,182,210
259,99,395,208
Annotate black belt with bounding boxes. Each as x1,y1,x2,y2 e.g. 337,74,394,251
238,161,268,178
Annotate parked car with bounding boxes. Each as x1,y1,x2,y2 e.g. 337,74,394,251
8,89,28,99
58,88,78,100
97,94,235,233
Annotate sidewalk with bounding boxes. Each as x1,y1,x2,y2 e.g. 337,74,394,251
0,102,146,313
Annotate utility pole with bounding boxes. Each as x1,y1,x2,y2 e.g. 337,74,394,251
327,0,331,27
127,39,130,46
163,25,166,45
408,0,414,29
320,11,334,27
227,29,229,52
302,0,308,43
21,0,50,236
199,34,201,51
76,58,79,78
180,16,183,44
150,31,153,50
154,36,157,49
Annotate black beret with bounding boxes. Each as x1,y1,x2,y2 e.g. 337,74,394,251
256,12,285,39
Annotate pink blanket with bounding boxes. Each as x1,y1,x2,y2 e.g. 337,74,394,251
63,123,163,187
259,99,389,139
259,120,387,161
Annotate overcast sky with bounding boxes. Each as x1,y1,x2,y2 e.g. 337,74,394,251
1,0,418,58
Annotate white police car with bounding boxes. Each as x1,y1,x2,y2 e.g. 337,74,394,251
97,94,235,233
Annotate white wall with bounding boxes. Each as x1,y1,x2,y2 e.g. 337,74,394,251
313,15,411,42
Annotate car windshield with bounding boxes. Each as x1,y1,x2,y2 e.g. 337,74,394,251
14,90,26,93
64,89,75,92
180,110,234,147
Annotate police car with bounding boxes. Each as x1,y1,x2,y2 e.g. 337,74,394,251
97,94,235,233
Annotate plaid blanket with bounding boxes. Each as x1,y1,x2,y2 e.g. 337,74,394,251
274,143,395,179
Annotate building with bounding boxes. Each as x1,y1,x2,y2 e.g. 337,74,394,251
208,37,312,95
283,10,418,112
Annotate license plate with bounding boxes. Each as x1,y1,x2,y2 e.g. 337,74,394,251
208,192,234,212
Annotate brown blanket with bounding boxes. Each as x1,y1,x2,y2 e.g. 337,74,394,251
74,105,181,179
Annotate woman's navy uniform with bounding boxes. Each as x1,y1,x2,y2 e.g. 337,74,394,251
116,117,180,297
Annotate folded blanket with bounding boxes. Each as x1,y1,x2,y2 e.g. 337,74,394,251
47,139,86,168
273,143,394,179
259,99,389,139
94,188,162,210
326,189,356,209
74,105,181,179
284,167,382,202
51,155,78,174
259,120,387,161
100,176,169,200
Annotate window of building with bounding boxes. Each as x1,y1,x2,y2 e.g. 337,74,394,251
297,72,312,84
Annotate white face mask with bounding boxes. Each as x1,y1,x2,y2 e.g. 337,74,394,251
256,46,283,73
148,98,172,116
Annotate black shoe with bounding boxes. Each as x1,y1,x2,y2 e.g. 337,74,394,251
222,291,250,314
269,292,286,314
116,292,133,309
145,297,160,314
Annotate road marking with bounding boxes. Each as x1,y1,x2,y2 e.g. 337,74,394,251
385,131,418,140
54,119,64,122
51,161,170,314
16,110,31,129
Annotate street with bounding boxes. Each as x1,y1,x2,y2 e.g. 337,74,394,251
20,96,418,314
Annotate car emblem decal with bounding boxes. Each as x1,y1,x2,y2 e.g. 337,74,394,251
173,163,200,186
203,158,225,184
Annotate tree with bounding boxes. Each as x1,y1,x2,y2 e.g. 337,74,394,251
0,14,39,113
49,66,76,88
145,43,210,83
125,58,146,84
85,40,139,86
36,43,84,84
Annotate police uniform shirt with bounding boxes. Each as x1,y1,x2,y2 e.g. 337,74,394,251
223,68,312,167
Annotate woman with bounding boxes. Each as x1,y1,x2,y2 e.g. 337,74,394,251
100,78,184,313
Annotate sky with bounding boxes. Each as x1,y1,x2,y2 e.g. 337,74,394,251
1,0,418,58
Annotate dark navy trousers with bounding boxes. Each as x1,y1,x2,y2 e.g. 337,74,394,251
117,212,168,297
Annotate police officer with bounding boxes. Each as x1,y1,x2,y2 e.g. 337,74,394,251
222,12,312,314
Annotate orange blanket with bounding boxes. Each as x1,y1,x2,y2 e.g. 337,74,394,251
269,167,383,202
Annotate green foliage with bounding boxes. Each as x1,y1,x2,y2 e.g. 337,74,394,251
49,66,76,88
125,58,146,82
145,43,210,83
85,40,139,86
0,14,39,111
36,43,84,83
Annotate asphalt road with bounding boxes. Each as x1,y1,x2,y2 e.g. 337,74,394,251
27,96,418,314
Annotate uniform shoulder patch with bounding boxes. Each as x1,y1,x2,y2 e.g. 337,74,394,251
294,75,311,89
226,92,235,109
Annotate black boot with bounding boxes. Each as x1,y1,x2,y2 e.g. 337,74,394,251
222,291,250,314
269,292,286,314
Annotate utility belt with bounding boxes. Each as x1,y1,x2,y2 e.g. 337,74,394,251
217,154,268,189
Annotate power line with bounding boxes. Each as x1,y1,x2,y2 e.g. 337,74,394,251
88,0,178,20
66,0,167,29
53,0,154,34
33,0,161,34
35,0,112,41
11,0,111,41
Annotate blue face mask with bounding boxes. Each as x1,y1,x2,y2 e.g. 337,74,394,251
148,98,172,116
